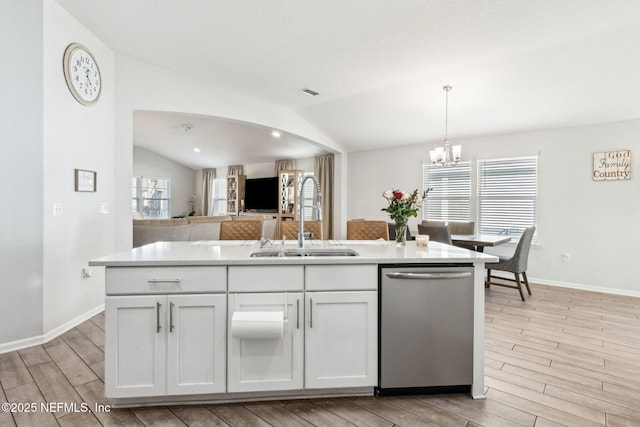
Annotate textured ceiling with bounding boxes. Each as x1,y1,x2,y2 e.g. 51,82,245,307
56,0,640,167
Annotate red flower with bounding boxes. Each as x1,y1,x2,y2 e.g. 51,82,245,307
393,190,403,200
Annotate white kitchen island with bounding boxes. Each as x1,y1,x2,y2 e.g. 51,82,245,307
90,240,497,406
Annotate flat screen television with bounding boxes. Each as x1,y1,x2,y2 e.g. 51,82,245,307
244,177,278,212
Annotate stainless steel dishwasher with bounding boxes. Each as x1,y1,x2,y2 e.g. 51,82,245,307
376,265,474,395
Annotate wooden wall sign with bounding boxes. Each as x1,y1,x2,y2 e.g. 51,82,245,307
592,150,631,181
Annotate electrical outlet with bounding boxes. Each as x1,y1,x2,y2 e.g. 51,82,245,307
562,253,571,262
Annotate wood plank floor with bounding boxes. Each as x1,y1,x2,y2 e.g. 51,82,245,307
1,283,639,426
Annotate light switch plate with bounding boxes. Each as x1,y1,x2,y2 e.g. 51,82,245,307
99,202,110,214
53,203,64,216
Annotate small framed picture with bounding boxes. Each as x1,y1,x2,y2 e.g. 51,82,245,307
75,169,97,192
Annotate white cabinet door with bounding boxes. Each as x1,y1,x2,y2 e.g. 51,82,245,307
106,294,226,398
105,296,166,398
228,293,304,392
167,294,226,395
305,291,378,389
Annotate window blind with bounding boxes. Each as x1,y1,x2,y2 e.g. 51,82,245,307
422,161,471,221
477,156,537,238
131,177,138,213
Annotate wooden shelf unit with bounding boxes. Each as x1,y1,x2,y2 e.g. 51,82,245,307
278,170,304,220
226,174,246,216
276,170,304,238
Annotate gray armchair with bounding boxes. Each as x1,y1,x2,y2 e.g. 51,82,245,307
485,226,536,301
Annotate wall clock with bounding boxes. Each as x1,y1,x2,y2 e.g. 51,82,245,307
63,43,101,106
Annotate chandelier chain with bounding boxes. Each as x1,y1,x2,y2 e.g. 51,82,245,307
443,85,452,141
445,89,448,140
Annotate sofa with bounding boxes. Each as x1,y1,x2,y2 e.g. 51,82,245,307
133,215,277,248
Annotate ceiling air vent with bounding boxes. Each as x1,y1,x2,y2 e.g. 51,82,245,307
301,88,320,96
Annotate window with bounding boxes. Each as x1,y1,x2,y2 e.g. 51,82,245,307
422,161,471,221
212,178,227,215
131,177,138,213
132,176,171,219
477,156,537,238
421,155,538,240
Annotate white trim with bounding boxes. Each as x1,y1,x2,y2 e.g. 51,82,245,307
108,386,373,408
530,277,640,298
471,264,486,399
0,304,105,355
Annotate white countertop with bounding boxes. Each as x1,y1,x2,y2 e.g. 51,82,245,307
89,240,498,267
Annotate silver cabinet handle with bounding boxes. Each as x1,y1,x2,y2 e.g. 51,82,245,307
309,298,313,328
148,279,181,284
156,302,161,333
296,299,299,329
169,302,175,333
386,272,472,280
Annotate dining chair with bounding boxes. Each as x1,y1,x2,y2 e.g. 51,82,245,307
281,220,323,240
387,222,412,241
447,221,475,235
420,220,446,228
417,224,452,245
347,220,389,240
219,220,263,240
446,221,476,249
485,226,536,301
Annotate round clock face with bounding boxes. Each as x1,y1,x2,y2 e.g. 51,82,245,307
63,43,101,105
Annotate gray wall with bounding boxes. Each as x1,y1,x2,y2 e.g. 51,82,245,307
348,119,640,295
0,0,44,343
133,147,197,217
42,0,116,334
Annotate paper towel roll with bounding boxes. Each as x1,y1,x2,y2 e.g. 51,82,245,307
231,311,284,339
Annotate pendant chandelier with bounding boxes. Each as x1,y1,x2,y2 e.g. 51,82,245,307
429,85,461,167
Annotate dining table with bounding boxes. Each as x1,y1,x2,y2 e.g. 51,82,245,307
451,234,511,252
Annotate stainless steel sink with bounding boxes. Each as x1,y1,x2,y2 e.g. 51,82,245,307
250,248,359,257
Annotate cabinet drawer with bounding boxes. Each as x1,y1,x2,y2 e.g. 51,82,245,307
106,266,226,295
228,266,303,292
305,265,377,291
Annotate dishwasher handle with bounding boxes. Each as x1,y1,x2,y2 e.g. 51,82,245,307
385,271,472,280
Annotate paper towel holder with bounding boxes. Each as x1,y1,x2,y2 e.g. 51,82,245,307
233,293,289,324
231,311,284,339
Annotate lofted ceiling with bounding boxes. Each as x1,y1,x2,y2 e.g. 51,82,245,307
133,111,329,169
56,0,640,169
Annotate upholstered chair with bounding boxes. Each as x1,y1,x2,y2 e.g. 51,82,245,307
417,224,452,245
420,220,446,228
347,220,389,240
281,220,323,240
446,221,475,249
447,221,475,235
219,220,263,240
485,226,536,301
387,222,412,241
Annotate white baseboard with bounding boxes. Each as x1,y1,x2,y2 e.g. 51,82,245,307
530,277,640,298
0,304,105,355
